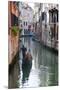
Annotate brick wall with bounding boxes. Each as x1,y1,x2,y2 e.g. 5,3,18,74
8,1,19,64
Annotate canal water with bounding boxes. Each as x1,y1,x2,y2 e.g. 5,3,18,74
9,36,58,88
19,36,58,88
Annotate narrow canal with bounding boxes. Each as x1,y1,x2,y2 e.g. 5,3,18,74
8,36,58,88
19,36,58,88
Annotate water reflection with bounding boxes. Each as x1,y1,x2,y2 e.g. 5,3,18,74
22,60,32,85
19,37,58,87
9,36,58,88
8,60,20,88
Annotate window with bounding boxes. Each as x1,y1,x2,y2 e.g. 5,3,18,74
23,21,27,26
42,12,45,21
26,22,27,26
11,13,18,26
21,24,22,27
49,9,58,23
24,22,25,26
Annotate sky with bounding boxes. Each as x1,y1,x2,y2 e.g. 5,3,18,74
28,3,34,10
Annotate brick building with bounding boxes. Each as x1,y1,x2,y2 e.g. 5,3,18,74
8,1,19,65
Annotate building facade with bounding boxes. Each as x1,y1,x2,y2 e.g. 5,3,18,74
8,1,19,65
33,3,58,50
19,2,34,36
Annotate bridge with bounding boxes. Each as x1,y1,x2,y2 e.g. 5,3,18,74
20,34,33,38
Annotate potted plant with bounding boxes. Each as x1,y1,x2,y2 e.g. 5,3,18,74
11,26,19,36
19,29,22,33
